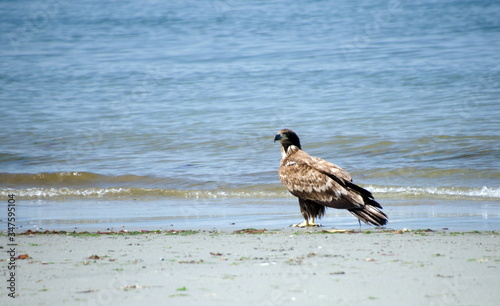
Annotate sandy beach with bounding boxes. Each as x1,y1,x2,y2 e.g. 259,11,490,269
2,228,499,306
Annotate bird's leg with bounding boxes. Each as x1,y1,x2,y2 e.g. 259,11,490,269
309,217,320,227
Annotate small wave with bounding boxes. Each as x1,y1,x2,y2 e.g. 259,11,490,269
0,171,288,200
1,185,498,201
0,187,288,200
0,172,131,187
0,171,206,189
360,168,500,180
1,172,498,201
4,187,130,199
367,185,500,200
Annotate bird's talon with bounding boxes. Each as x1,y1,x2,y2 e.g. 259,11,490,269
290,222,321,228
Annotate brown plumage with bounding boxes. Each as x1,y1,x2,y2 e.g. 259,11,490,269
274,129,388,227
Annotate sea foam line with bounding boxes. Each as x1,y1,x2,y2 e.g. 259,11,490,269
367,185,500,199
1,186,498,200
0,187,287,199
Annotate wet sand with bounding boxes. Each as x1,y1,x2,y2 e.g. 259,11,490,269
3,228,499,305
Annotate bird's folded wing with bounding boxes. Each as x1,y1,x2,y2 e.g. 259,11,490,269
279,162,347,203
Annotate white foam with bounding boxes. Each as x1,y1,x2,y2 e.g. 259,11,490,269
2,185,498,201
367,185,500,199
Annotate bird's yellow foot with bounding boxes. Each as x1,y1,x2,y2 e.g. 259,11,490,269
291,221,321,228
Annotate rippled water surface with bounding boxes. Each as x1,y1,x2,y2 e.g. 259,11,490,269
1,0,499,230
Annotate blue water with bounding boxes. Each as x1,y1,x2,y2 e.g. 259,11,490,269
1,0,499,231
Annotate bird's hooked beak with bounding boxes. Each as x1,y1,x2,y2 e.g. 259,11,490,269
274,133,283,143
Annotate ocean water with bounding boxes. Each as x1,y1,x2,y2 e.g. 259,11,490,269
1,0,499,231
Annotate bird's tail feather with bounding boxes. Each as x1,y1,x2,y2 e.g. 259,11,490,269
346,181,382,209
349,204,388,226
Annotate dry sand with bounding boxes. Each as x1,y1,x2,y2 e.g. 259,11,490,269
2,228,499,306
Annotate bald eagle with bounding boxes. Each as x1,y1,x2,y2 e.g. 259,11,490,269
274,129,388,227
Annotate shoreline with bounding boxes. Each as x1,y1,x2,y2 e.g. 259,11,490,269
6,226,500,235
13,196,500,233
2,229,499,305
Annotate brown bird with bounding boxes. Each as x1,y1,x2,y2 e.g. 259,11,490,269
274,129,388,227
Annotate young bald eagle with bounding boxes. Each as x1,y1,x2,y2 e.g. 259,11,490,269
274,129,388,227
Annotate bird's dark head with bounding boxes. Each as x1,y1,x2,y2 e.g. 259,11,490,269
274,129,301,149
